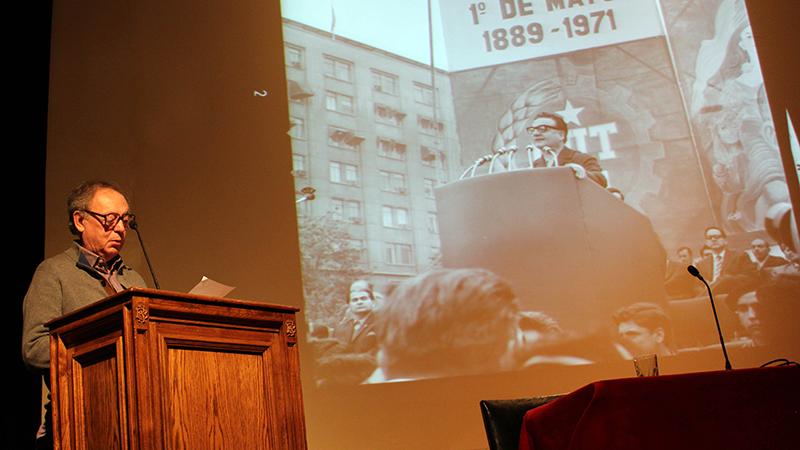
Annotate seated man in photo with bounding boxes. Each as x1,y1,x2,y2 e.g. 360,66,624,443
725,287,764,346
613,302,676,358
695,226,757,293
749,238,788,277
665,246,704,299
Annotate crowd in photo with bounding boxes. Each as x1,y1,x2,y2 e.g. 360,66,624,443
663,224,799,346
306,214,799,386
665,226,796,299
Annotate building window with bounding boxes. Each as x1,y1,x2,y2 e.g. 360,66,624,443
325,91,355,115
379,170,407,193
374,103,405,127
418,116,444,135
377,137,407,160
423,178,437,199
285,44,305,69
421,146,446,169
293,154,306,171
324,55,353,82
328,127,364,150
427,212,439,234
385,242,414,266
413,82,434,105
289,116,306,140
372,69,398,95
329,161,359,185
292,154,307,177
382,205,409,228
331,198,362,223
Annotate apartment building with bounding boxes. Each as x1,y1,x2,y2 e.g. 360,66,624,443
282,19,462,290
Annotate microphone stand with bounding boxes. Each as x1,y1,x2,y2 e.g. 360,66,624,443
130,220,161,290
689,267,732,370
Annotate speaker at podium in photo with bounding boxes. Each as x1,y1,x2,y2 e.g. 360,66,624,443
435,166,666,335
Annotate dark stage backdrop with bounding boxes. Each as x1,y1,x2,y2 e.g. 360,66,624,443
31,1,799,449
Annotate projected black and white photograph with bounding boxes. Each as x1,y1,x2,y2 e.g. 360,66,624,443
280,0,799,387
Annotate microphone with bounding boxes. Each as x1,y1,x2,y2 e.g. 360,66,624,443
686,265,732,370
129,217,161,289
687,264,704,281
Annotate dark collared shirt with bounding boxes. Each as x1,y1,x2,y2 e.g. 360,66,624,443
75,242,126,293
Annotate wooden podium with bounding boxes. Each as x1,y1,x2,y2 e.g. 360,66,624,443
47,288,307,449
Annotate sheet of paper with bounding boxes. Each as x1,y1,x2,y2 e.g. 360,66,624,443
188,276,235,298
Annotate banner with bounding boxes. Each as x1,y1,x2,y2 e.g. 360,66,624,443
438,0,664,71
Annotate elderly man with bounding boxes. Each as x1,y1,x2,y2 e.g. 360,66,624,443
613,302,676,358
529,112,608,187
22,181,147,447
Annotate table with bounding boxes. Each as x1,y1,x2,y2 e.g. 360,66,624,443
519,365,799,450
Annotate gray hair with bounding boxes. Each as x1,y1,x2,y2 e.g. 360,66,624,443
67,180,127,236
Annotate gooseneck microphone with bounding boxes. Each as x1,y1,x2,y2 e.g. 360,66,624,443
129,218,161,290
687,265,732,370
687,264,704,281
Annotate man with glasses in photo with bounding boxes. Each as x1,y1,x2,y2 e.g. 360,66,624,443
695,226,757,293
22,180,147,448
528,112,608,187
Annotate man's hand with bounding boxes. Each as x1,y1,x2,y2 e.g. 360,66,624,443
565,163,587,180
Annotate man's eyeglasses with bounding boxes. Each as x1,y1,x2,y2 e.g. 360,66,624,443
706,234,724,240
526,125,560,134
82,210,135,230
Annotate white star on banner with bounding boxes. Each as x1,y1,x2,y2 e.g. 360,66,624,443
557,100,584,126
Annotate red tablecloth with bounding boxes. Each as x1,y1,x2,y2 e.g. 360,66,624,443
519,366,799,450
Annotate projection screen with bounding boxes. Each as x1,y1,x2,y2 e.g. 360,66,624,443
280,0,799,447
282,0,798,381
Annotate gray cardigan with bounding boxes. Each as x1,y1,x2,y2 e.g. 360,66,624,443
21,244,147,370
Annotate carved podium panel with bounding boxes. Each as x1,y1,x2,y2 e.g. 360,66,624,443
47,288,307,450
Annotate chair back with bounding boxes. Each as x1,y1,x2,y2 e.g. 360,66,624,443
479,396,561,450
